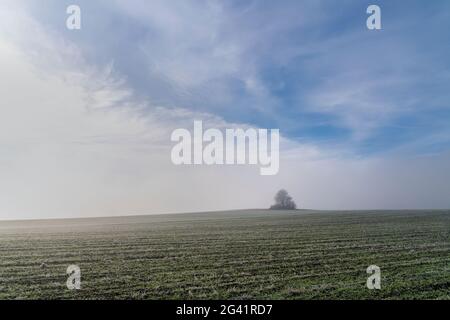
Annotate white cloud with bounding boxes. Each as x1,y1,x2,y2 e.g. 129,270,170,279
0,5,295,219
1,1,450,220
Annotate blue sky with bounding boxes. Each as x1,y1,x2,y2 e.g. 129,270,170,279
1,1,450,218
24,0,450,157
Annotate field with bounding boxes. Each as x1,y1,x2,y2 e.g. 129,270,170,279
0,209,449,300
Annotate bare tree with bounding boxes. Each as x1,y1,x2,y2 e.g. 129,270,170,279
270,189,297,210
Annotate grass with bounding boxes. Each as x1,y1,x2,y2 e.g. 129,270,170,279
0,209,449,300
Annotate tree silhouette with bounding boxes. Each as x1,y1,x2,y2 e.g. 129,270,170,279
270,189,297,210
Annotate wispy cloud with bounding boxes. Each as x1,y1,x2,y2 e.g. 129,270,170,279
7,0,450,155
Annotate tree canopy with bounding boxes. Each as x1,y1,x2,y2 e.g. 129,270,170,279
270,189,297,210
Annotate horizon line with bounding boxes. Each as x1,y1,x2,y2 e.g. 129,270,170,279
1,208,449,223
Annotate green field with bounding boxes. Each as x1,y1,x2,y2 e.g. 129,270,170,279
0,210,449,300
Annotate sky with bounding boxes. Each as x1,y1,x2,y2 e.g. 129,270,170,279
1,0,450,220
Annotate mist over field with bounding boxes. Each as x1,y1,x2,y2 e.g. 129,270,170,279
0,0,449,302
1,210,449,300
